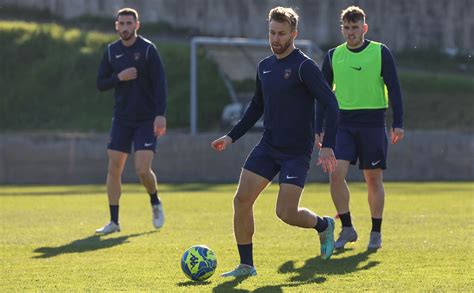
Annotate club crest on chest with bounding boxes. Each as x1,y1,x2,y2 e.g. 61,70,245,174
284,68,292,79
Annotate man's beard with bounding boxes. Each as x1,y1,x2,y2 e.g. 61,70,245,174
271,38,292,55
120,29,136,41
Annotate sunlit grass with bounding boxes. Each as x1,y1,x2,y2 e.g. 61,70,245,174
1,182,473,291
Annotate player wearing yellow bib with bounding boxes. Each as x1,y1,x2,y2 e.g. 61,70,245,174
316,6,404,250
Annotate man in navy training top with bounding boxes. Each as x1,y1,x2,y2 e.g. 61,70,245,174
316,6,404,250
212,6,340,277
96,8,167,235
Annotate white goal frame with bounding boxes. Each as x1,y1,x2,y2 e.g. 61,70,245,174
189,36,316,135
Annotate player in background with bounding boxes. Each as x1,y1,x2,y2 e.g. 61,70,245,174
212,6,340,277
316,6,404,250
95,8,167,234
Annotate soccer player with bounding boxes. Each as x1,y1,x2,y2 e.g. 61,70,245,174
95,8,167,234
316,6,404,250
211,7,340,277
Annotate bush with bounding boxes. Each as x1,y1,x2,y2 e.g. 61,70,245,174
0,21,228,131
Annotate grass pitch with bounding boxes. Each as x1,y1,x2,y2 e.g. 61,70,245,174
1,182,473,291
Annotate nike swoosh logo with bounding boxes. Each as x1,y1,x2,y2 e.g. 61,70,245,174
371,160,381,166
263,70,271,74
286,175,298,179
351,66,362,71
144,143,153,147
116,54,124,59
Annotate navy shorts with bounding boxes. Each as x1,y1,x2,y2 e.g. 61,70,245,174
335,126,388,170
243,140,311,188
107,118,157,154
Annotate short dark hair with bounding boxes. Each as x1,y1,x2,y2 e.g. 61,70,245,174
268,6,299,31
117,8,139,21
340,6,365,23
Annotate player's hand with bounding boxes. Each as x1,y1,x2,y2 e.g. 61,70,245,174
211,135,232,152
317,147,337,173
154,115,166,137
315,132,324,149
118,67,137,81
391,127,404,144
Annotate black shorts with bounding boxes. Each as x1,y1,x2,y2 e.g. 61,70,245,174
335,126,388,170
107,118,157,154
243,140,311,188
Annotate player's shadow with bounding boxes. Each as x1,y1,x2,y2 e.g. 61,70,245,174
32,230,157,259
212,250,378,292
276,249,379,284
212,275,256,293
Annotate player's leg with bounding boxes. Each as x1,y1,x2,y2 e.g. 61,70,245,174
221,143,276,277
364,169,384,249
134,150,157,194
330,160,351,216
331,127,359,249
276,183,335,259
97,120,132,234
220,169,269,277
359,127,388,249
276,153,316,228
134,121,164,228
276,154,334,259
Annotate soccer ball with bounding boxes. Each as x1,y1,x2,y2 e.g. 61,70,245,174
181,245,217,281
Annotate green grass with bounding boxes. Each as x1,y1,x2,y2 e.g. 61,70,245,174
1,182,473,291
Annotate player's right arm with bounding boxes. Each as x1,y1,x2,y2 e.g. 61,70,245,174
96,48,121,91
211,72,264,152
225,73,264,142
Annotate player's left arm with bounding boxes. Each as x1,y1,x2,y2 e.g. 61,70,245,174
148,44,168,137
300,60,339,173
382,45,404,144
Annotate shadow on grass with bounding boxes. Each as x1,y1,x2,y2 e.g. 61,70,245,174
212,250,378,292
0,183,225,196
212,275,256,293
32,230,157,259
177,280,212,287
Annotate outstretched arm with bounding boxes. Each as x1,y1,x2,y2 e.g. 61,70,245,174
226,73,264,143
211,72,264,152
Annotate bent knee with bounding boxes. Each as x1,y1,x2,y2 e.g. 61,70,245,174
276,207,297,225
135,168,151,179
233,192,255,208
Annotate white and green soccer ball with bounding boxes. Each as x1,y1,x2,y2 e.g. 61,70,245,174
181,245,217,281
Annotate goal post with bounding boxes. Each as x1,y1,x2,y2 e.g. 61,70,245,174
190,36,317,135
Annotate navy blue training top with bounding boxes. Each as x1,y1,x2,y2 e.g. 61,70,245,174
227,48,339,155
97,35,167,122
316,40,403,132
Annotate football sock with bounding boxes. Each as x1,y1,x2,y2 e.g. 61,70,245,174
109,205,119,225
314,216,328,233
371,217,382,232
237,243,254,267
339,212,353,227
149,191,161,206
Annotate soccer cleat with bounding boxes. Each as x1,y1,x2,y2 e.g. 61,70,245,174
220,264,257,277
318,216,335,260
95,221,120,235
368,231,382,250
152,203,165,229
335,226,358,249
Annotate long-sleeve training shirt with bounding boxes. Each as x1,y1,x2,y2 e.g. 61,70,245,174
316,40,403,132
97,35,167,122
227,48,339,155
